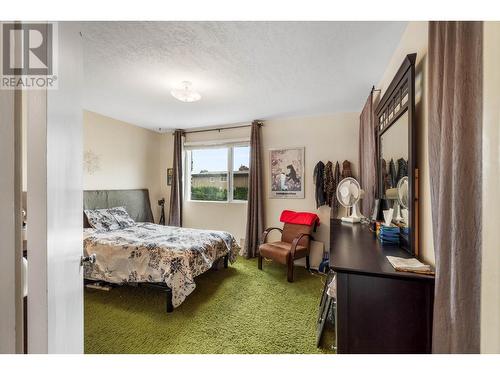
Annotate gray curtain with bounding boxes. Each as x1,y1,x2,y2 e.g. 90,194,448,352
244,120,264,258
358,91,376,217
428,21,483,353
168,130,184,227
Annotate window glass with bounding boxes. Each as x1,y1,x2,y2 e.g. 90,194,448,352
232,146,250,200
190,148,228,201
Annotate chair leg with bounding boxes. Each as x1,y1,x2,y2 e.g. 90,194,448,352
287,256,294,282
258,255,263,270
306,255,310,271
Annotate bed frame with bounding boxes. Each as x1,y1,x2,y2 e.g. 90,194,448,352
83,188,230,313
84,254,229,313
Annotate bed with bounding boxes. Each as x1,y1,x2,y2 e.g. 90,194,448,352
83,189,240,312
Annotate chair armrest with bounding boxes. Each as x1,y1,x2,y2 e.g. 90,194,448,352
291,233,314,258
261,227,283,244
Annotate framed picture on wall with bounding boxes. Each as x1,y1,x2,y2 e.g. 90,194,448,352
269,147,305,199
167,168,173,186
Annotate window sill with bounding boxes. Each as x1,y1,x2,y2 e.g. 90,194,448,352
186,199,248,204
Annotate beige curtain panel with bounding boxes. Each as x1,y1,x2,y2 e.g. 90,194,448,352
168,130,184,227
428,21,483,354
244,120,265,258
358,90,377,217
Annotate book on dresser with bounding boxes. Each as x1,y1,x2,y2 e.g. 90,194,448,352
386,256,435,275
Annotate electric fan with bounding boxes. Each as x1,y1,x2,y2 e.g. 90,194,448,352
336,177,364,223
397,176,409,224
397,176,409,208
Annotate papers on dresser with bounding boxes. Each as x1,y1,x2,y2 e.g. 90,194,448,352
386,256,435,275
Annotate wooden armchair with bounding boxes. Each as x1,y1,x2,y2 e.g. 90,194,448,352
258,223,314,282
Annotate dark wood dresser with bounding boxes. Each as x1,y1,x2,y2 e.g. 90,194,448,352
330,219,434,353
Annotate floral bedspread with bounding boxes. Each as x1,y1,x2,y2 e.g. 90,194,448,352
83,223,239,307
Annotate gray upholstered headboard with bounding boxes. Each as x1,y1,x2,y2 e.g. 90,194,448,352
83,189,154,228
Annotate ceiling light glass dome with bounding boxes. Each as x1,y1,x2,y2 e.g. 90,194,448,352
171,81,201,103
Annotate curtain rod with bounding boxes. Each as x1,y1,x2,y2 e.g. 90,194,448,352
182,122,262,135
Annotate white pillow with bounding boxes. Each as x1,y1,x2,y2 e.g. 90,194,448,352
84,208,121,231
108,206,136,228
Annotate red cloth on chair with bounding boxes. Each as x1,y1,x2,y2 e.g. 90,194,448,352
279,210,320,227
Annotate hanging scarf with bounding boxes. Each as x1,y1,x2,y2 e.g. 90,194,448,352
382,159,390,194
396,158,408,183
341,160,353,179
330,161,341,218
389,158,397,188
313,161,326,208
324,161,334,206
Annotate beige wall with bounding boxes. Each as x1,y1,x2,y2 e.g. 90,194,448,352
376,21,435,266
481,21,500,354
262,114,358,249
181,113,359,250
83,111,164,222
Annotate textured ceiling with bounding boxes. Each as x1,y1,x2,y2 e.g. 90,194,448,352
82,21,407,130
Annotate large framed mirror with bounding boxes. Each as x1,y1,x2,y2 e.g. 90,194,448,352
375,53,417,256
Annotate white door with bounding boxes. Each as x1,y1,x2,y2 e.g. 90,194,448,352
0,71,23,354
27,22,84,353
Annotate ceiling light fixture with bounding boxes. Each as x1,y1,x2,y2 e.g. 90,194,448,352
170,81,202,103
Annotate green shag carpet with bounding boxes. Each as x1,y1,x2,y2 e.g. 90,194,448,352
84,256,333,354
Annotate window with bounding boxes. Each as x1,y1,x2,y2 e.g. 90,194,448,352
232,145,250,200
186,143,250,202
